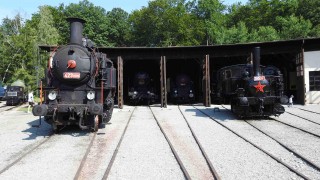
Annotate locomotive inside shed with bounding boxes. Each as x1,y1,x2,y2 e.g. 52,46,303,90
122,59,160,104
211,53,298,103
166,59,200,104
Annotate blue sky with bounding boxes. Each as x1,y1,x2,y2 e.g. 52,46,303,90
0,0,247,21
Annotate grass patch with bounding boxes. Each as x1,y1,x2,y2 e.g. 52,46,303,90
18,106,29,112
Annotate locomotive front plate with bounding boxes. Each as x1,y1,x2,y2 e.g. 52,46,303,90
63,72,81,79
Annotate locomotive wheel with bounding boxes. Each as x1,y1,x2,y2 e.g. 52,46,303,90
52,123,61,134
93,115,99,132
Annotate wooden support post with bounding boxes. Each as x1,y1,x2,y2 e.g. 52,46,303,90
160,56,167,108
117,56,124,109
202,55,211,107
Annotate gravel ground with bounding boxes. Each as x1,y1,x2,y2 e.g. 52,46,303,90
77,106,135,179
0,109,93,180
151,105,215,179
208,105,320,179
107,106,185,180
179,105,302,180
0,110,52,172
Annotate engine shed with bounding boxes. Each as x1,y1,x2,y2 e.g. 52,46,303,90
39,37,320,108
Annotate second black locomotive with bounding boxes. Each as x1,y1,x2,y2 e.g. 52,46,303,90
5,85,26,106
213,47,286,117
128,72,157,105
169,73,195,104
32,18,116,132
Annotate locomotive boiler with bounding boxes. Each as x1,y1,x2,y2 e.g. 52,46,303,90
170,73,195,104
213,47,286,117
128,72,157,105
32,18,116,132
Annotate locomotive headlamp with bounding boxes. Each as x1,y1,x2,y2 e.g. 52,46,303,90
48,91,57,100
87,91,95,100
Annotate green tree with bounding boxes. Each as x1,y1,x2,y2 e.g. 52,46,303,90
249,26,280,42
106,8,130,47
297,0,320,26
276,15,312,39
129,0,204,47
37,6,60,45
222,21,249,44
191,0,226,45
227,0,298,31
0,14,26,84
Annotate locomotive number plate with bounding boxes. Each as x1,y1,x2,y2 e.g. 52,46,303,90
254,76,265,81
63,72,80,79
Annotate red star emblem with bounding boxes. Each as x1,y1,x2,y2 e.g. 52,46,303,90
254,81,266,92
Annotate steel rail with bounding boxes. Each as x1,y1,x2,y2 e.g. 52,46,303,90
73,132,97,180
149,106,192,180
178,105,221,180
101,107,136,180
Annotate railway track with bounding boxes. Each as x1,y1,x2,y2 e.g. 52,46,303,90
73,132,97,180
245,120,320,172
195,105,316,180
96,105,221,180
0,103,26,113
223,105,320,139
285,109,320,126
269,117,320,139
149,106,221,180
149,106,192,180
296,107,320,115
177,105,221,180
100,107,136,180
0,131,54,175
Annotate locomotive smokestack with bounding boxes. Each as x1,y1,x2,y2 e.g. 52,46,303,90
253,47,261,76
67,17,86,45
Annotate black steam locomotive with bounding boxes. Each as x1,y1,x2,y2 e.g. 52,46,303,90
213,47,286,117
32,18,116,132
170,73,195,104
128,72,157,105
5,85,26,106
